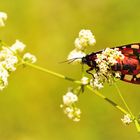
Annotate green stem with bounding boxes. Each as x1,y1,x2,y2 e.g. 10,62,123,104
114,83,140,132
114,83,134,117
87,85,140,132
86,85,129,115
24,62,129,115
23,62,140,132
134,119,140,133
23,61,81,84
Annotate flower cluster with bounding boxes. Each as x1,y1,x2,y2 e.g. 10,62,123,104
0,12,37,90
90,48,124,89
74,29,96,50
0,12,7,27
10,40,26,53
60,91,81,122
0,40,36,90
23,53,37,64
96,48,124,68
67,49,86,64
81,76,89,85
121,114,132,125
67,29,96,64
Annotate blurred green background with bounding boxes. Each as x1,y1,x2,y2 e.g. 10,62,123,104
0,0,140,140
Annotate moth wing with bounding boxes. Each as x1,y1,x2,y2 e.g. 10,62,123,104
114,43,140,84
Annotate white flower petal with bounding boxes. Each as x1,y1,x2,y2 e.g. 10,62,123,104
0,12,7,27
67,49,86,64
23,53,37,63
10,40,26,53
121,114,132,125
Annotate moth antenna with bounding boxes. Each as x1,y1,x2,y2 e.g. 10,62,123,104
59,57,82,64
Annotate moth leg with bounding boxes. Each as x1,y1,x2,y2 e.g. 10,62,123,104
81,85,86,93
86,67,94,78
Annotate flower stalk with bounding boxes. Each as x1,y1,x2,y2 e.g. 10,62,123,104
22,61,81,84
23,62,127,114
114,83,134,118
22,61,140,132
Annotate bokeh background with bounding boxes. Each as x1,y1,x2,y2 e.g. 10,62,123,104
0,0,140,140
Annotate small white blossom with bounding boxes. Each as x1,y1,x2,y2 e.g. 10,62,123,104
121,114,132,125
62,106,81,122
2,56,18,72
23,53,37,63
0,45,20,90
75,108,81,115
0,12,7,27
0,64,9,90
115,72,121,78
74,38,83,50
10,40,26,53
64,107,74,118
67,49,86,64
61,90,81,122
79,29,93,38
90,78,103,89
81,76,89,85
63,91,78,106
94,81,103,89
92,48,125,89
74,29,96,50
88,37,96,46
0,47,18,72
0,40,37,90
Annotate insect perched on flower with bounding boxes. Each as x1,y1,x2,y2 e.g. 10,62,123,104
82,43,140,85
67,29,140,89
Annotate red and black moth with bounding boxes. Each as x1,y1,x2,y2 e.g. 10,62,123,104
82,43,140,84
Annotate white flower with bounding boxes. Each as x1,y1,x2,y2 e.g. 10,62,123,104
81,76,89,85
74,29,96,51
23,53,37,63
79,29,95,41
88,37,96,46
90,78,104,89
62,106,81,122
74,38,83,50
0,47,18,72
65,107,74,119
108,57,117,65
0,64,9,90
115,72,121,78
92,47,125,89
73,107,81,122
2,56,18,72
75,108,81,115
63,91,78,106
0,40,36,90
10,40,26,53
67,49,86,64
121,114,132,125
0,12,7,27
74,38,88,50
61,90,81,122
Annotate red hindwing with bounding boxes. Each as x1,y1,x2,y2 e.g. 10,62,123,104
115,43,140,84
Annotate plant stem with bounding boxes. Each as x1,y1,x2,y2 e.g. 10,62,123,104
114,83,134,118
24,62,129,114
134,119,140,133
86,85,129,115
23,61,81,84
23,62,140,132
87,85,140,132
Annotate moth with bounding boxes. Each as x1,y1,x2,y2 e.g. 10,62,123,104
82,43,140,84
